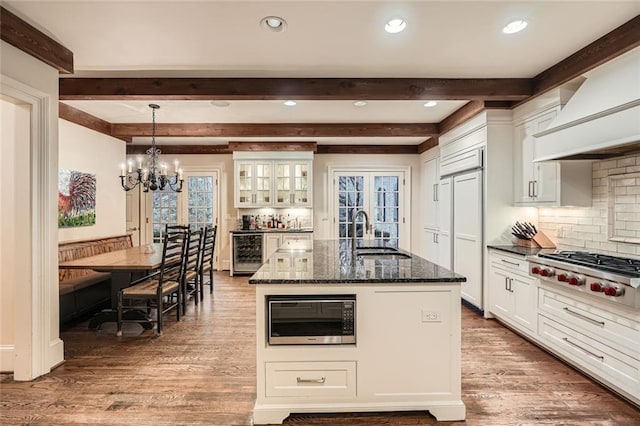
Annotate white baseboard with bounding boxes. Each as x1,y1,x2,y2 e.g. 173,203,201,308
0,344,15,373
49,338,64,370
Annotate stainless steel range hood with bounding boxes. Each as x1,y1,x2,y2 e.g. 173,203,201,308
534,47,640,161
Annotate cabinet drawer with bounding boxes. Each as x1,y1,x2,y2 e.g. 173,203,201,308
538,314,640,396
265,361,356,398
539,288,640,359
489,251,530,277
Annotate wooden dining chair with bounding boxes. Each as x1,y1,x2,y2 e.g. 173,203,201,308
198,225,217,297
116,231,188,336
183,228,202,311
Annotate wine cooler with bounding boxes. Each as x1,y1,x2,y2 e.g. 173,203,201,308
232,234,264,274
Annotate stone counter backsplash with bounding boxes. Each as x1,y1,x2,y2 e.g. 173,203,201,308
538,153,640,257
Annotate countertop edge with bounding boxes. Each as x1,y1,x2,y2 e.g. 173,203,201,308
248,277,466,285
487,244,546,257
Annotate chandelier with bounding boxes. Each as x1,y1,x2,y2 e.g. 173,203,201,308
119,104,183,192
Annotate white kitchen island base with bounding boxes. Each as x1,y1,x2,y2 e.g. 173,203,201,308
252,282,466,424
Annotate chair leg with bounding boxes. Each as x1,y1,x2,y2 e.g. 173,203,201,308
116,291,123,337
209,269,214,294
157,296,163,336
181,279,187,314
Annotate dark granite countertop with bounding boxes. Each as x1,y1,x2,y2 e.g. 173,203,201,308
487,244,553,257
249,240,466,285
230,228,314,234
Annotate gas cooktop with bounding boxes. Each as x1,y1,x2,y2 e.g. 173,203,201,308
537,251,640,278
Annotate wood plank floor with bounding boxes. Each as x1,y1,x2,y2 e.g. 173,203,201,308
1,273,638,425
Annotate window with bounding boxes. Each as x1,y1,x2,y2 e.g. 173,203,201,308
333,169,407,250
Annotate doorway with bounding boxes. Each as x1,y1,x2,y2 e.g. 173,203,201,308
331,169,409,250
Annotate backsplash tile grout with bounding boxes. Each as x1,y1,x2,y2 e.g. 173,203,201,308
538,153,640,257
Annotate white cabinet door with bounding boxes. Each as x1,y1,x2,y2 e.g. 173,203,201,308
511,274,537,333
423,227,439,265
438,177,452,270
423,157,439,230
235,161,273,208
281,233,312,244
274,161,312,207
263,234,282,260
453,170,483,309
513,108,561,206
489,266,511,317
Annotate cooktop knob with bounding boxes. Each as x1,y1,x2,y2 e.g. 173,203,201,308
540,267,555,277
531,266,541,275
557,273,568,282
590,282,605,292
604,286,625,297
568,275,585,286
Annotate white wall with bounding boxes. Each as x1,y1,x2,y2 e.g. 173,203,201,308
58,120,126,242
1,40,63,378
0,100,30,371
539,154,640,256
312,153,422,253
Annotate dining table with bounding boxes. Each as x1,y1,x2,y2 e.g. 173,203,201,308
59,243,164,329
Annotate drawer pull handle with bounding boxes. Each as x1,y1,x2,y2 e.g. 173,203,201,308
562,337,604,361
297,376,326,384
501,259,520,267
562,307,605,327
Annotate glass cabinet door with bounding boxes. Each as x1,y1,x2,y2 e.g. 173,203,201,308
254,163,271,205
294,163,310,205
275,161,311,207
237,162,253,206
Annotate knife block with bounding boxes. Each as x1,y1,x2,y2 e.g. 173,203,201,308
514,230,556,249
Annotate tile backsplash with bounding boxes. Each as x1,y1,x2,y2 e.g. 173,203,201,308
538,153,640,257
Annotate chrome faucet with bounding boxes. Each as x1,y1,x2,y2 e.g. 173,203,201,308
351,209,371,252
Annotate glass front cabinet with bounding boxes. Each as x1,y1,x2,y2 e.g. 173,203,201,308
274,161,312,207
235,161,272,208
233,153,313,208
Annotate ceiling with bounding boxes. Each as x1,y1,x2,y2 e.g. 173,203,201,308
6,1,640,147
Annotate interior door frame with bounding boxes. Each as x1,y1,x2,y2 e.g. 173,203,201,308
1,75,62,380
328,166,411,250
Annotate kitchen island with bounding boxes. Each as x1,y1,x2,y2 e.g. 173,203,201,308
249,239,467,424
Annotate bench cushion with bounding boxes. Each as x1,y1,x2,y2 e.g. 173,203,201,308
64,271,111,291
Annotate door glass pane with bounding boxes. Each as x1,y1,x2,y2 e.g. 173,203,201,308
187,176,214,230
373,176,399,248
151,187,178,243
337,175,365,249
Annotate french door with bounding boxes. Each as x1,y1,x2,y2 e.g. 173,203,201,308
147,171,218,243
333,171,406,250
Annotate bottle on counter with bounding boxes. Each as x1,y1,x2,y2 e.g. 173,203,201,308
249,215,256,230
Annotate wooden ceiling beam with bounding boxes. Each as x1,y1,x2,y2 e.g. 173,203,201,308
532,14,640,97
59,77,532,101
126,144,232,155
316,145,418,155
111,123,439,138
228,142,317,152
59,102,130,142
417,137,439,154
0,6,73,73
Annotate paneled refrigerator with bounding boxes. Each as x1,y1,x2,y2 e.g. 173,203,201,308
439,147,484,310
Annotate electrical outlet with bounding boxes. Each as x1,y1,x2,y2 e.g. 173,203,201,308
421,310,441,322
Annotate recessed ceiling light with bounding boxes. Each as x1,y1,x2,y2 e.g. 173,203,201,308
284,100,297,107
261,16,287,32
385,18,407,34
423,101,437,108
211,101,230,107
503,19,528,34
353,101,368,107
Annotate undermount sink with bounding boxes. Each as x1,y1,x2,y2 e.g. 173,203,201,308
355,246,398,253
357,252,412,259
354,247,411,258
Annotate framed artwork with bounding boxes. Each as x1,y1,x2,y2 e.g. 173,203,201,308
58,169,96,227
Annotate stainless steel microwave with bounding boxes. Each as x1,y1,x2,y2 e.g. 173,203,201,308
267,295,356,345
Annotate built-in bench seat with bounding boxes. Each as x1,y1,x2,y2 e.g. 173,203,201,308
58,234,132,325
